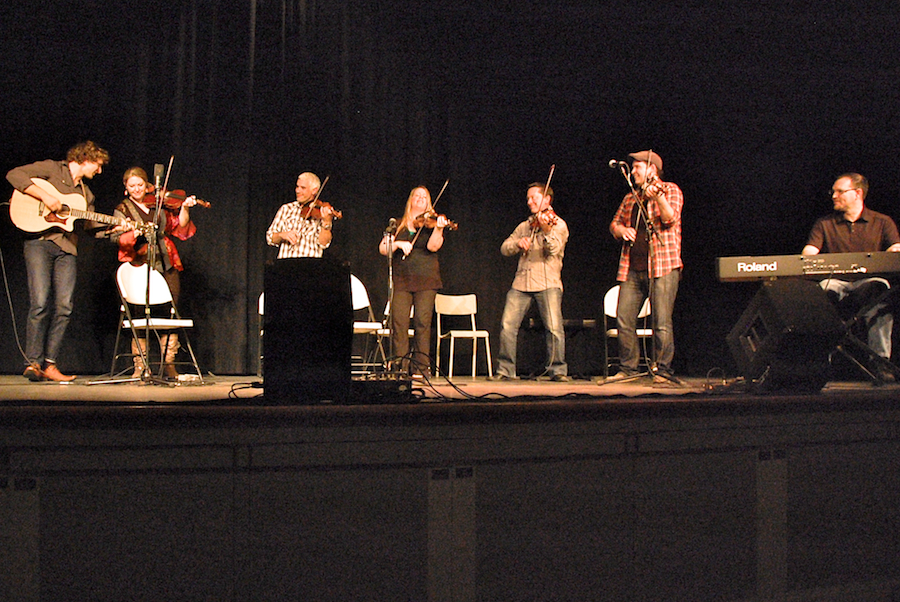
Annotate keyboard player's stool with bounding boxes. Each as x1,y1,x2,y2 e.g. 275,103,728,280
828,279,900,385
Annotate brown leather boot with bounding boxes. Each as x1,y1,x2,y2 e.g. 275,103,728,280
131,338,149,378
23,363,45,382
43,363,76,382
162,334,180,380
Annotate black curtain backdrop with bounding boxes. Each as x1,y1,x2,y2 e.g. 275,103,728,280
2,0,900,376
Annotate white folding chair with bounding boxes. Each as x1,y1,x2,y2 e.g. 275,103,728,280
375,299,415,365
257,292,265,378
434,293,492,379
109,262,203,381
603,284,652,377
350,274,385,372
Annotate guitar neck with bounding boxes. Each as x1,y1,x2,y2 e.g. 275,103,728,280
67,207,125,227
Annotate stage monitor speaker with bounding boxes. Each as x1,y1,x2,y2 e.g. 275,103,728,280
264,258,352,404
726,279,845,392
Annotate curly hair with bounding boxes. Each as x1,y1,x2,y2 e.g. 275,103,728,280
66,140,110,165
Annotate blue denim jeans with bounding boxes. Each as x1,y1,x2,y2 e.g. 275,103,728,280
820,277,892,359
496,287,566,377
23,239,77,366
617,269,680,375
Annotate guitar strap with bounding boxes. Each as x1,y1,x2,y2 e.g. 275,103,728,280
122,200,144,225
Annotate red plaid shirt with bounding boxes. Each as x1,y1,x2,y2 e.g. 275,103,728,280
612,181,684,280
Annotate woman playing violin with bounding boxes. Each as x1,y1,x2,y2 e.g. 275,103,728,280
266,172,335,259
110,166,199,379
378,186,451,378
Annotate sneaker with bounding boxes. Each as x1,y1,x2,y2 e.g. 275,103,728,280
487,373,512,381
551,374,570,382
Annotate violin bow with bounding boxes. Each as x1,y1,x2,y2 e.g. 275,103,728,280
162,155,175,194
526,164,556,251
405,178,450,258
633,151,656,241
151,155,176,230
431,178,450,211
542,164,555,198
309,175,329,205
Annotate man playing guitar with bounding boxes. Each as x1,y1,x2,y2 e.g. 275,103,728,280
6,141,110,382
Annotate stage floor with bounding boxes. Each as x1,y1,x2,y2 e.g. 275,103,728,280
0,373,896,407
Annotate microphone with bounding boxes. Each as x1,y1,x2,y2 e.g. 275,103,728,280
384,218,397,235
608,159,627,169
153,163,164,190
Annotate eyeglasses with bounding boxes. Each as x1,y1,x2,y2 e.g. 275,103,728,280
831,188,858,196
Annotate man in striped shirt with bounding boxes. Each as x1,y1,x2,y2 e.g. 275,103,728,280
607,150,684,384
266,172,335,258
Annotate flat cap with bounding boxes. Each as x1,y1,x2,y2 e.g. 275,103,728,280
628,150,663,173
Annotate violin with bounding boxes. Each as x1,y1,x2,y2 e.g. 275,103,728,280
164,189,210,209
529,207,558,229
413,211,458,230
143,188,210,210
300,199,343,221
640,175,666,199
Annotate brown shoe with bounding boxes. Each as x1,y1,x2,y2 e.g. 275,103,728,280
23,363,45,382
42,364,76,382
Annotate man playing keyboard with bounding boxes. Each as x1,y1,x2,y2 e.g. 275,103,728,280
802,173,900,380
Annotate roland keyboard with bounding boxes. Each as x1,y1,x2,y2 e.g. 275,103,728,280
716,251,900,282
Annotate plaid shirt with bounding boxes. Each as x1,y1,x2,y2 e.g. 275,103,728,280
266,201,330,259
612,181,684,280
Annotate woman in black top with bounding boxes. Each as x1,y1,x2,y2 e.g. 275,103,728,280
378,186,450,377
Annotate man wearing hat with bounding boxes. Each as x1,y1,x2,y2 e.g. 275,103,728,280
606,150,684,384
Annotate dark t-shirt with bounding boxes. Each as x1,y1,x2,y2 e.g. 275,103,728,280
392,226,443,292
629,203,649,272
806,207,900,253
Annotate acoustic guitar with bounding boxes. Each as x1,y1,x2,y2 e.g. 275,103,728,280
9,177,145,234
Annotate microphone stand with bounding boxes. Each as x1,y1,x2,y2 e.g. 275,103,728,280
618,161,656,247
142,157,174,385
382,221,399,375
